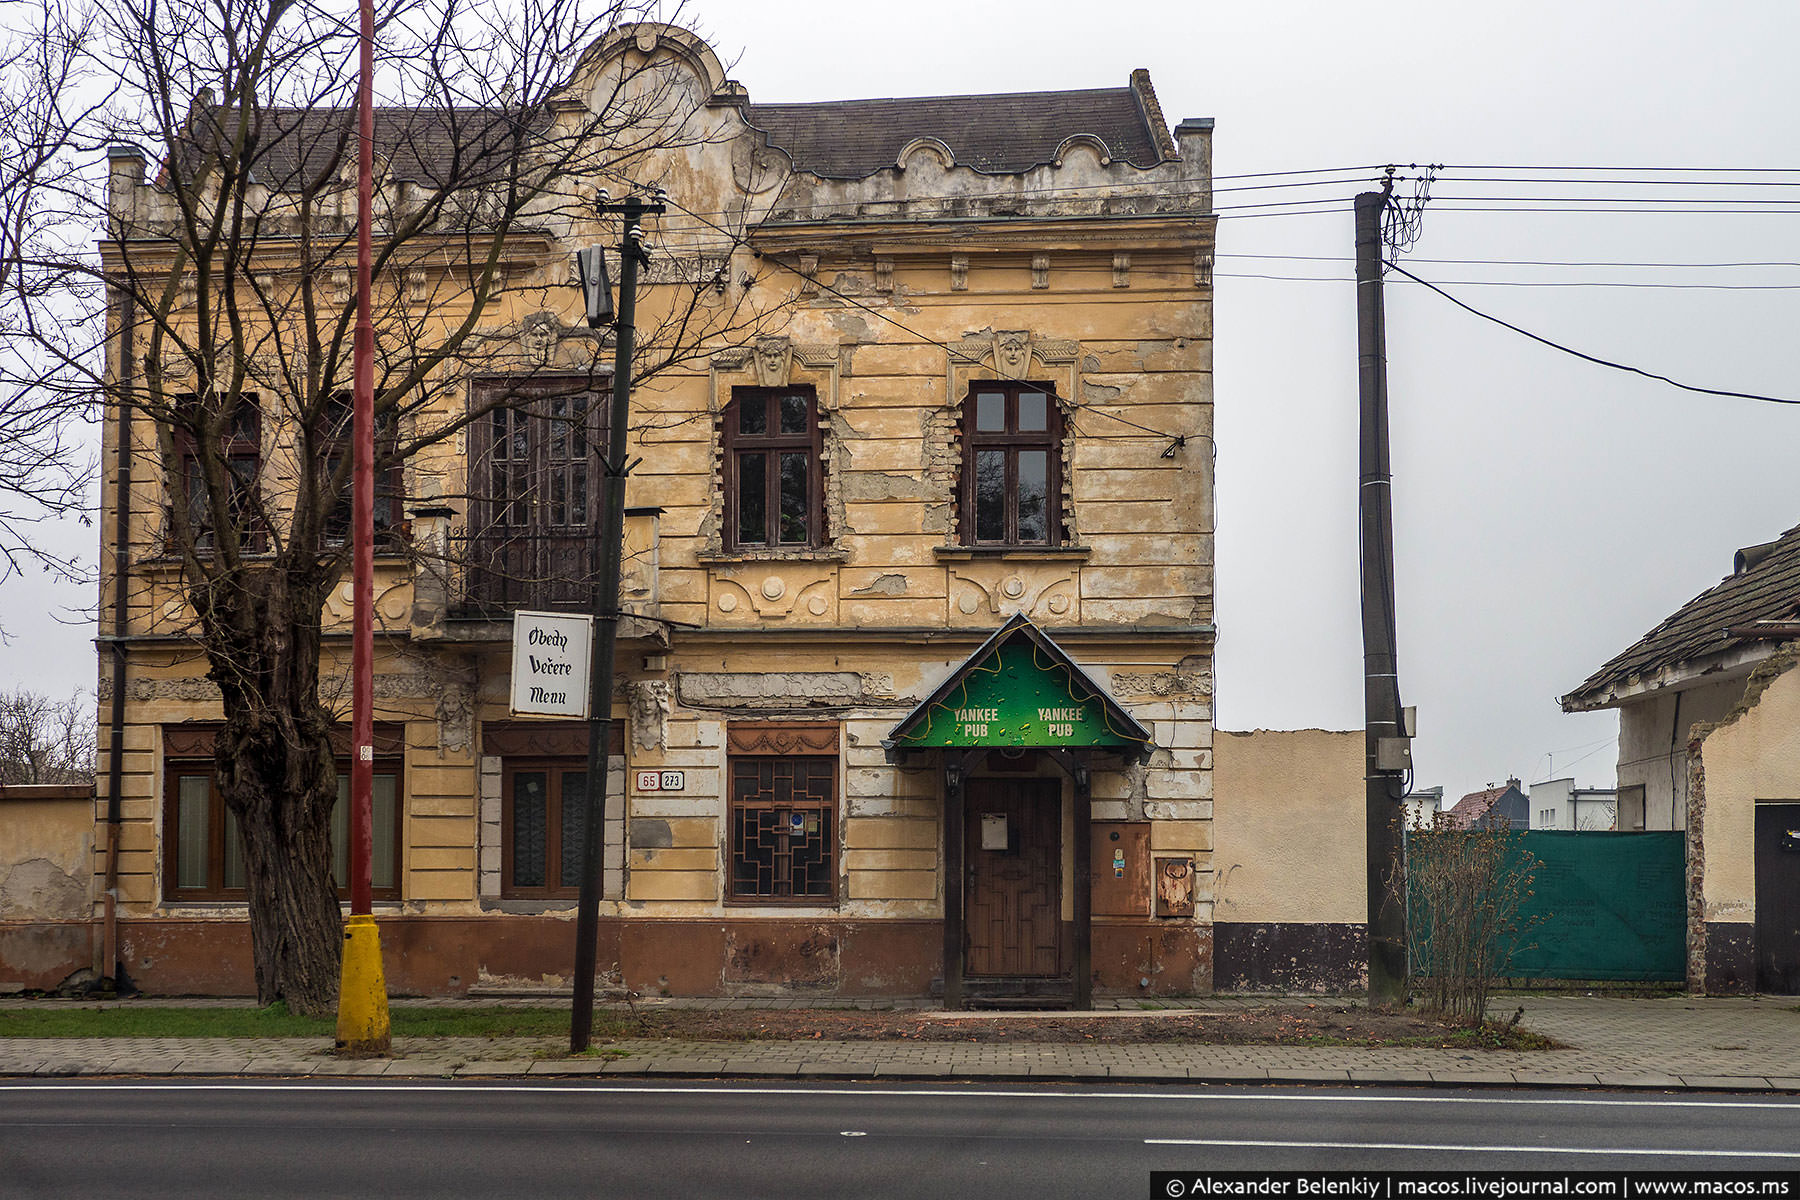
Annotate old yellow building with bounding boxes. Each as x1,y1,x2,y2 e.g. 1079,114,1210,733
43,23,1279,1002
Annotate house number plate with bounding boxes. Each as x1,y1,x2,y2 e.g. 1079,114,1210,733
635,770,685,792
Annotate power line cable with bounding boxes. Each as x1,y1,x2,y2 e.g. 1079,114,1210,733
1386,261,1800,406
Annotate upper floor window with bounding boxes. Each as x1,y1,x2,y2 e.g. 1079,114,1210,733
960,382,1061,546
316,392,405,546
172,395,264,552
723,386,822,550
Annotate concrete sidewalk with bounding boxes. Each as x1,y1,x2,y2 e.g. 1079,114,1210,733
2,994,1797,1091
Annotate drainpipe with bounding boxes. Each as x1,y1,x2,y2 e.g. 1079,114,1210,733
98,283,135,989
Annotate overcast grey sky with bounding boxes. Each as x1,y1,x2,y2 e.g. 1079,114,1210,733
7,0,1799,807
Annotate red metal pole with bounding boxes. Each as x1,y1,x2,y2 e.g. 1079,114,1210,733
350,0,375,917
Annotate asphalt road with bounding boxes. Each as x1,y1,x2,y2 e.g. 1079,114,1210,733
3,1080,1799,1199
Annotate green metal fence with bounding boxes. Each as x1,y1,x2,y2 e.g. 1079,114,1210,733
1407,830,1687,983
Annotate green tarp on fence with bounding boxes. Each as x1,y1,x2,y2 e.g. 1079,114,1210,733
1407,830,1687,983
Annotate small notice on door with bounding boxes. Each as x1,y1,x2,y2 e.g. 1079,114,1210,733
980,814,1008,851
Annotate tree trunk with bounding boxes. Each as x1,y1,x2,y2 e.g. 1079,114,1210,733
203,565,343,1016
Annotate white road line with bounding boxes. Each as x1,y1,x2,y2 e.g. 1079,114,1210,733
1145,1138,1800,1160
1,1081,1798,1111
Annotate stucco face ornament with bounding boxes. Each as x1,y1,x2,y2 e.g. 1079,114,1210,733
752,338,791,387
520,314,558,365
994,332,1031,379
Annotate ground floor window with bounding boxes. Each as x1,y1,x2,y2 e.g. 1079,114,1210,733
502,761,588,898
726,722,839,903
164,754,401,902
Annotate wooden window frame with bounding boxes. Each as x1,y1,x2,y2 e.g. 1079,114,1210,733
725,722,839,905
484,719,623,901
162,755,403,903
958,381,1063,547
721,385,824,551
470,378,609,539
170,394,267,553
499,758,592,899
316,391,407,548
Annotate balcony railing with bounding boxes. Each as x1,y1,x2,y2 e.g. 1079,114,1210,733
447,527,603,618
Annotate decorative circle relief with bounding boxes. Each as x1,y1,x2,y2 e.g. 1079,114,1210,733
1001,576,1025,599
958,593,980,615
1047,594,1070,615
807,596,827,616
760,576,785,601
717,592,738,613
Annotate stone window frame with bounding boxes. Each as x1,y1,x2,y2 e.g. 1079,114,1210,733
724,721,841,906
700,340,845,561
478,719,624,906
936,333,1085,550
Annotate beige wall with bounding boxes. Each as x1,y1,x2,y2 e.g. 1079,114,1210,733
1692,654,1800,925
1211,729,1363,925
0,787,93,920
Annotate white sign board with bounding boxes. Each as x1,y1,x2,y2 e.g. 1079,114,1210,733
509,611,593,718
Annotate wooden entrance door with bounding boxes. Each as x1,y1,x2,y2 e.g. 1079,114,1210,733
965,778,1061,977
1755,803,1800,994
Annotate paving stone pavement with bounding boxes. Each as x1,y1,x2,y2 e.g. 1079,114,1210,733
1,993,1796,1090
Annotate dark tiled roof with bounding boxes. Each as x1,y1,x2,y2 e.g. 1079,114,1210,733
743,85,1168,179
1562,521,1800,710
171,106,534,192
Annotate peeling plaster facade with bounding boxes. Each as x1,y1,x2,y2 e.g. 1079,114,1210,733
40,24,1250,1000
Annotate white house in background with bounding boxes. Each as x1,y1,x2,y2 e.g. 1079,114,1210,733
1402,785,1443,830
1527,777,1617,831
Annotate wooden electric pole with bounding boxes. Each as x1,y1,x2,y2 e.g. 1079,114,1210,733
1355,189,1409,1007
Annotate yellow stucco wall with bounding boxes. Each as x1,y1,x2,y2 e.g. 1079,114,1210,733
0,789,94,920
1211,729,1364,925
1694,654,1800,925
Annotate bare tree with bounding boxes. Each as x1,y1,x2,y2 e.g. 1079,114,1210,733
0,0,101,596
10,0,786,1013
0,687,96,785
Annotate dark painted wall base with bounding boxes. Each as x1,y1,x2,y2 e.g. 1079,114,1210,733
1213,922,1368,992
3,916,1215,999
1703,921,1755,995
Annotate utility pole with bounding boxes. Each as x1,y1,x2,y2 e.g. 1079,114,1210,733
1355,189,1409,1008
336,0,391,1054
571,194,662,1053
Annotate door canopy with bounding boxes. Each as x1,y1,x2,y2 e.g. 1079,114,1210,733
887,614,1153,752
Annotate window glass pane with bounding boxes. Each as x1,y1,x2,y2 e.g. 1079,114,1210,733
177,776,211,889
778,452,809,544
550,397,567,458
372,774,397,891
333,776,350,888
778,392,809,435
738,396,767,436
1017,450,1048,543
975,392,1005,432
491,410,509,459
571,463,588,527
559,771,587,890
737,452,767,545
1018,391,1048,432
550,470,566,527
974,449,1006,541
511,772,548,888
573,395,588,459
223,805,245,891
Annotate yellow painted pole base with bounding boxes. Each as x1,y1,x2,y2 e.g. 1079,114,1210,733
335,914,392,1055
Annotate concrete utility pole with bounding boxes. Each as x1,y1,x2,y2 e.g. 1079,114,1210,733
571,194,663,1054
336,0,391,1054
1355,189,1408,1008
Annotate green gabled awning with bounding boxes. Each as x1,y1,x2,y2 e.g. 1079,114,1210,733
887,614,1154,752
